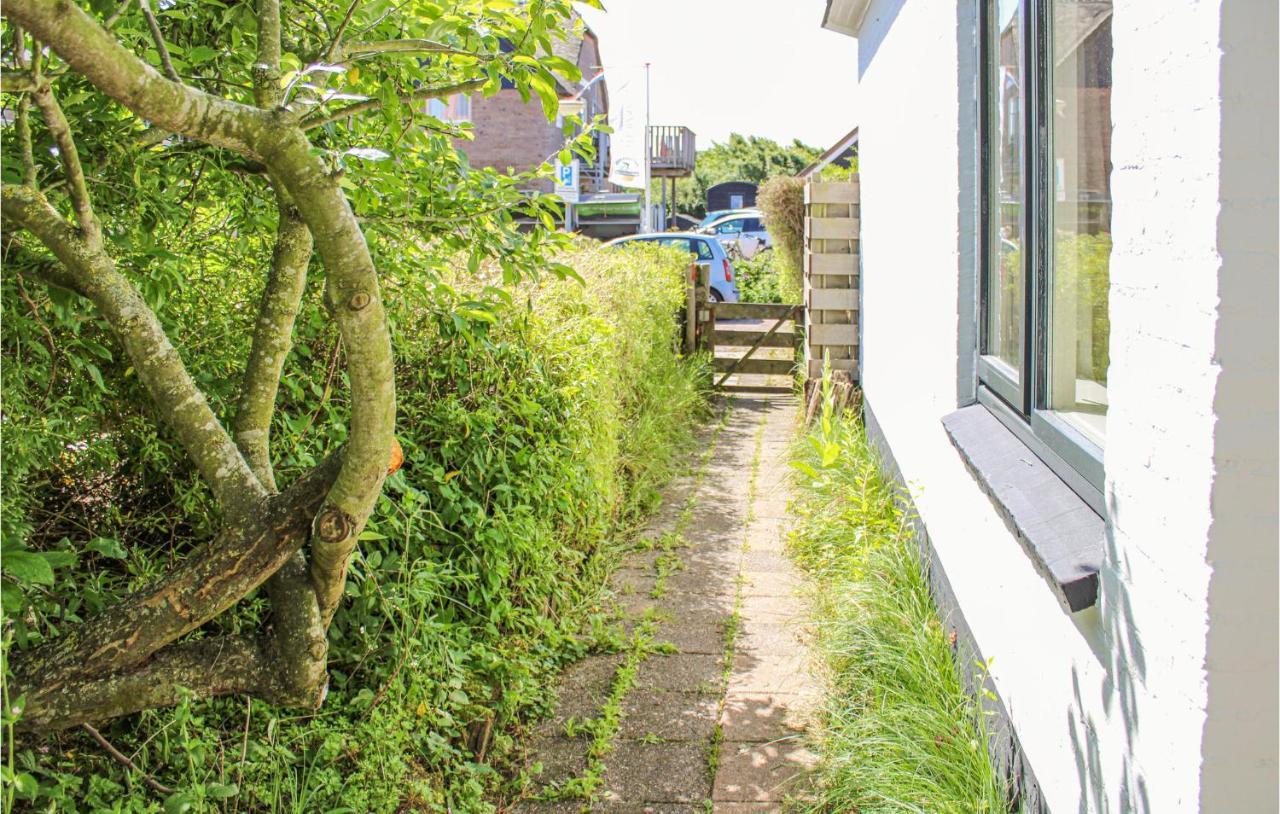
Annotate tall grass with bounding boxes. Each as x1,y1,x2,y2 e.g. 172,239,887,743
789,380,1006,813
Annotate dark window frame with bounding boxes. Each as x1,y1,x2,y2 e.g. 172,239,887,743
978,0,1106,510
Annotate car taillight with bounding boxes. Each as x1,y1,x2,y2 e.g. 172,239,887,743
723,258,732,282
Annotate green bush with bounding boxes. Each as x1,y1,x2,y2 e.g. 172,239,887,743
734,251,784,304
1,242,708,812
756,176,806,304
789,381,1006,813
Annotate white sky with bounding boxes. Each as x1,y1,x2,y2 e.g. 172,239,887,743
577,0,858,150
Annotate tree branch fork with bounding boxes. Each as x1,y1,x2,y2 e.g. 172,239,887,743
1,0,403,732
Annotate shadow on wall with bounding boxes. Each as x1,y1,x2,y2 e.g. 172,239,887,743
1067,494,1152,814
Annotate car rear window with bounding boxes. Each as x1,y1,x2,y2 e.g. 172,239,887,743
691,239,715,260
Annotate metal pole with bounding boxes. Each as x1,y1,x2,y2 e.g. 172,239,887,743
642,61,651,233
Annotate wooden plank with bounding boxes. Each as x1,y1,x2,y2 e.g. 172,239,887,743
713,357,796,376
806,216,859,240
719,384,795,395
712,330,798,348
805,252,858,276
807,358,859,379
714,302,802,320
805,181,860,205
809,288,858,311
809,323,857,346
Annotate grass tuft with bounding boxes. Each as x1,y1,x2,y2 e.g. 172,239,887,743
788,379,1006,813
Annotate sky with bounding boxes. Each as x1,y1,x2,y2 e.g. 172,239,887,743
577,0,858,150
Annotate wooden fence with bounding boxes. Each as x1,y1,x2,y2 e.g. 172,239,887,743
802,179,860,381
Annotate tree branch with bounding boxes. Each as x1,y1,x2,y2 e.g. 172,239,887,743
323,0,361,63
4,0,274,158
302,78,483,130
2,184,264,517
342,38,479,60
8,450,345,730
21,634,322,732
7,0,398,628
138,0,179,82
1,69,39,92
30,81,103,247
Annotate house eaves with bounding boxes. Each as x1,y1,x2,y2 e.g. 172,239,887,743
800,126,859,179
821,0,871,38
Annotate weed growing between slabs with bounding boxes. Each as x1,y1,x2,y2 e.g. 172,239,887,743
528,402,734,807
788,382,1006,813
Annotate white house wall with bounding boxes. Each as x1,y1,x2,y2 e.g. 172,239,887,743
848,0,1276,810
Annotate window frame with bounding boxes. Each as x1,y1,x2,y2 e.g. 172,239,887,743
978,0,1107,508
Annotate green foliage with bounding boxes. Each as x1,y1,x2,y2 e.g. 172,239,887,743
1053,232,1111,384
788,380,1006,813
755,176,806,304
672,134,820,217
733,252,784,304
1,240,708,812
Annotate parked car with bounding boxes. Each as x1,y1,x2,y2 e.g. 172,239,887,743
698,208,755,229
697,211,772,259
605,232,741,303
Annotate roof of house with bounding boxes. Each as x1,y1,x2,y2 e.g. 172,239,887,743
799,126,859,179
549,12,603,98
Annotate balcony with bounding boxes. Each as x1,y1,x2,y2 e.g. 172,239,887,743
649,126,696,178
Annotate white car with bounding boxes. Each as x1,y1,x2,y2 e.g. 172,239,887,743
605,232,741,303
698,211,771,259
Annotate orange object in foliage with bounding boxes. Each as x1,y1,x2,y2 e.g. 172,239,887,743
387,437,404,475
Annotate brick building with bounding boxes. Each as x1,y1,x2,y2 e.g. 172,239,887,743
434,15,608,194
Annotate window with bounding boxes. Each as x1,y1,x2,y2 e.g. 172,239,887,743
715,219,744,235
659,238,714,261
729,194,745,209
426,94,472,123
742,217,764,232
981,0,1113,491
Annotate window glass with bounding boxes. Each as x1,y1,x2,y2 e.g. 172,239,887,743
692,239,715,261
986,0,1026,382
658,238,693,254
742,218,763,231
427,98,448,119
454,93,472,122
716,219,744,235
1048,0,1112,446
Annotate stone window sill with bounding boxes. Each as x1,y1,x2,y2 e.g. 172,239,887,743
942,404,1103,612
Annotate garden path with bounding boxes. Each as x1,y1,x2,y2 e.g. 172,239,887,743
512,392,819,812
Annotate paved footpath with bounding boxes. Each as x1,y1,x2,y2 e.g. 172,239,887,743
512,393,817,813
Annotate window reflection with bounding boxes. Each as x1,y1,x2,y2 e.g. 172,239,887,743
987,0,1025,380
1049,0,1112,446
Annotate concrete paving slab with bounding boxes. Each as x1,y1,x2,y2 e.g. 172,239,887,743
718,692,814,742
712,741,817,802
619,689,719,741
602,741,711,803
634,653,724,694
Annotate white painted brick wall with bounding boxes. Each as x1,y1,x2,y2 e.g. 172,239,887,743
846,0,1276,810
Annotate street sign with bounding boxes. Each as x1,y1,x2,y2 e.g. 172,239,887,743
554,158,581,204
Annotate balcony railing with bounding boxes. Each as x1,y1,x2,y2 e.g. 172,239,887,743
649,126,696,177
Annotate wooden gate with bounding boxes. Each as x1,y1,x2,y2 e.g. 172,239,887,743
709,302,803,391
683,267,804,393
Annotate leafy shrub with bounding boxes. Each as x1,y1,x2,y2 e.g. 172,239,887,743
1,242,708,812
789,380,1006,813
734,251,784,304
756,176,806,303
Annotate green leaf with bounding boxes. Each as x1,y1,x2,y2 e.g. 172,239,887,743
3,550,55,585
86,537,127,559
164,792,195,814
205,782,239,799
12,772,38,799
186,46,218,64
529,74,559,120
